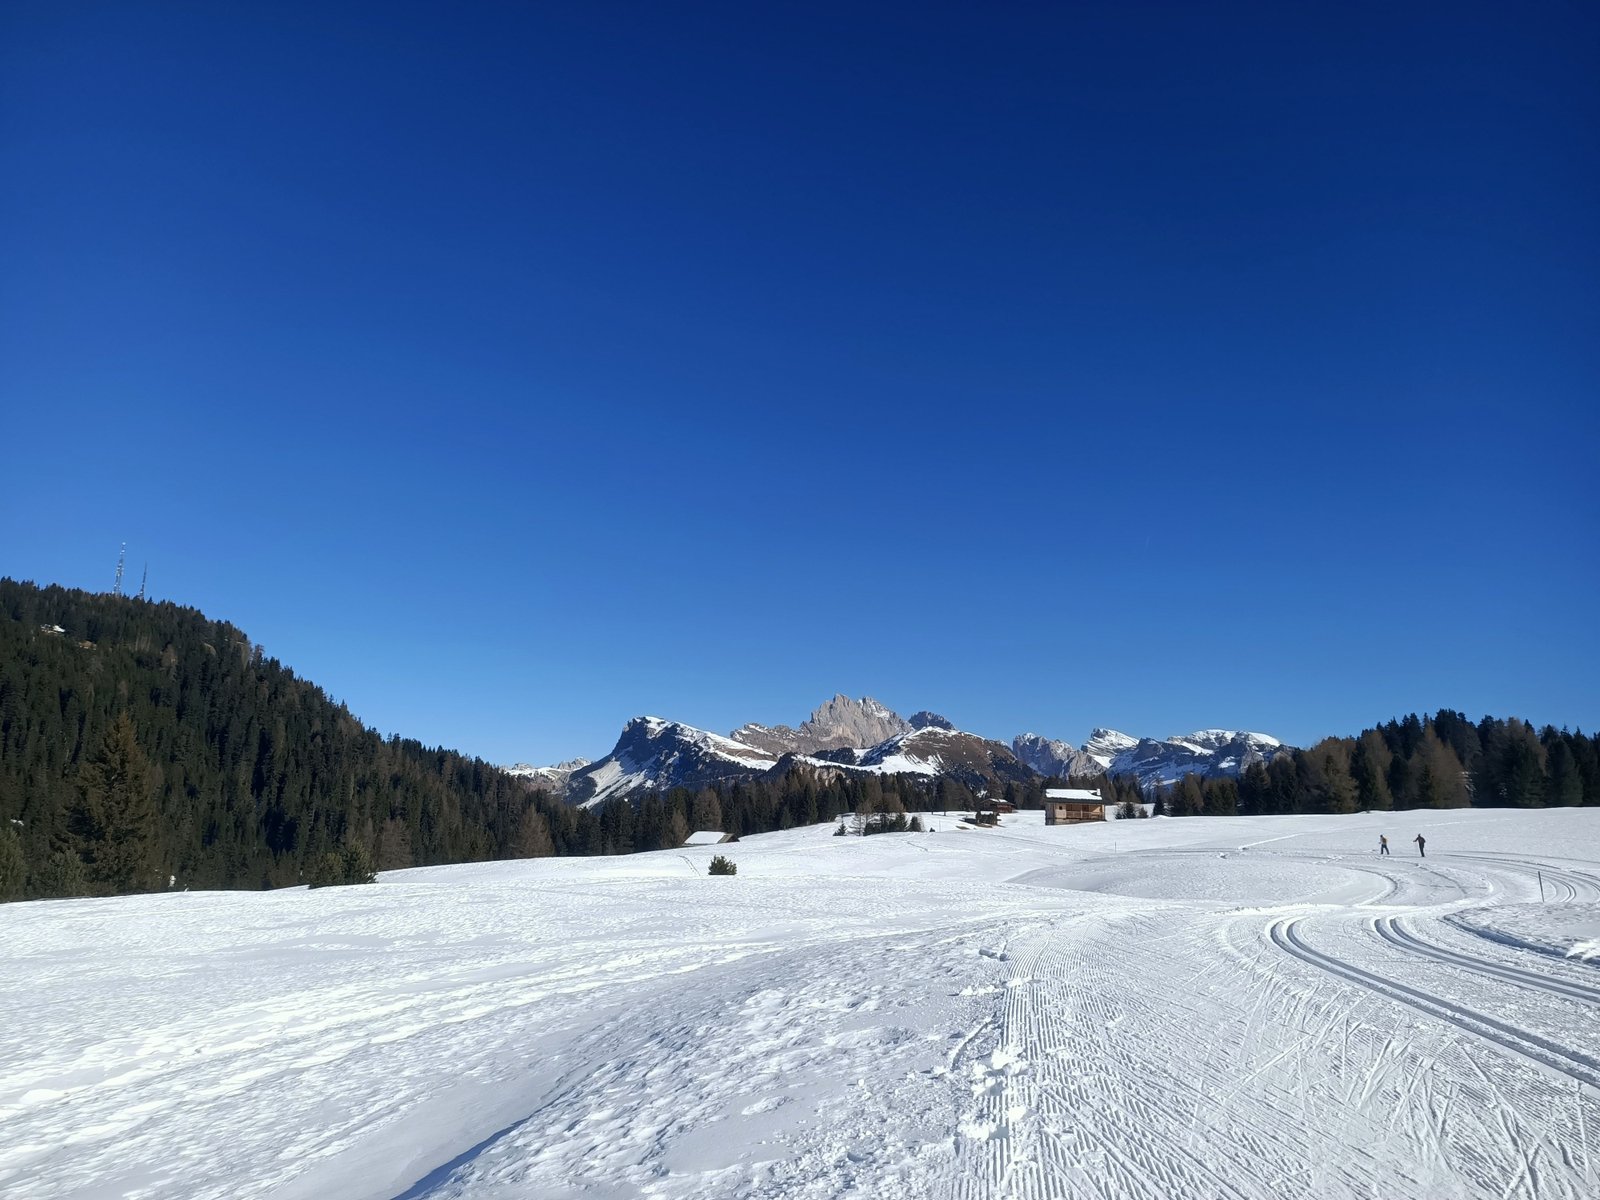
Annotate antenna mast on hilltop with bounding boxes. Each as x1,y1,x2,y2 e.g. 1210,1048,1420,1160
137,564,148,602
113,543,126,596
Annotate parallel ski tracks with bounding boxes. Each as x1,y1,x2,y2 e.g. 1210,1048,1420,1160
946,918,1387,1200
1270,917,1600,1093
1442,854,1600,902
1374,917,1600,1006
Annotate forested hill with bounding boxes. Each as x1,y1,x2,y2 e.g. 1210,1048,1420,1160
0,579,558,897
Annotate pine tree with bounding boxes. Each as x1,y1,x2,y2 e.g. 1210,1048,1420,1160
0,825,25,901
1387,752,1417,810
1544,739,1583,807
665,810,690,849
1304,740,1357,814
1570,730,1599,805
691,788,722,833
1171,774,1205,817
340,842,376,885
1202,778,1239,816
1499,722,1546,807
75,712,161,893
377,816,414,871
1267,755,1301,813
34,849,88,898
1237,763,1270,816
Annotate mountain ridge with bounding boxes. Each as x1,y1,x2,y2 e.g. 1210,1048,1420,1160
526,696,1293,805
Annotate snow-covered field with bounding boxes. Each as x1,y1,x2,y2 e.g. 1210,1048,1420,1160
4,808,1599,1200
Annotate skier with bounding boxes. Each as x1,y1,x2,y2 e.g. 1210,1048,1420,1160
1379,835,1389,856
1413,833,1426,858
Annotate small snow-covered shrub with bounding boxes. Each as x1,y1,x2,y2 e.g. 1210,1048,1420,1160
708,855,737,876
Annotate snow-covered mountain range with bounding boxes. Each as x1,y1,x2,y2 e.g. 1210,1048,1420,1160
504,758,591,791
564,719,782,807
1080,728,1284,786
519,696,1290,806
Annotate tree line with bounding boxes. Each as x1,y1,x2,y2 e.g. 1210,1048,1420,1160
1149,711,1598,818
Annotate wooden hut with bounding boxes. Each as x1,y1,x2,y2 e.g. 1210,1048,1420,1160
1044,788,1110,825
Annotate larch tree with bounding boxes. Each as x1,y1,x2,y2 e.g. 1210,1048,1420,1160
665,809,690,849
1416,731,1469,809
1350,731,1394,811
515,807,555,858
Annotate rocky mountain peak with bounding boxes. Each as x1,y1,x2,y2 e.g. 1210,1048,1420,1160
796,694,910,749
1012,733,1103,780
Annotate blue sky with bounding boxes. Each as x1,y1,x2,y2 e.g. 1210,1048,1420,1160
3,2,1596,764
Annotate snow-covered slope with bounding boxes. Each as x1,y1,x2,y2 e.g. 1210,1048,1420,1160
1082,726,1141,764
6,808,1598,1199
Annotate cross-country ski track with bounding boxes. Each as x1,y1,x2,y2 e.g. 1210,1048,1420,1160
3,809,1597,1199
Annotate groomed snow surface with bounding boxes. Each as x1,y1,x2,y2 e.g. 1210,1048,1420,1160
4,809,1600,1200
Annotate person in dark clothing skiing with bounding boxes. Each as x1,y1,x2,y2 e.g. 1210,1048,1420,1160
1379,835,1390,856
1413,833,1426,858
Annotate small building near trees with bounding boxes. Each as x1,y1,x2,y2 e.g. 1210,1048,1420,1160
1044,788,1111,825
683,830,733,846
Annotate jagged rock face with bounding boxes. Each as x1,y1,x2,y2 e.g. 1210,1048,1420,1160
796,694,912,751
1011,734,1102,780
907,711,955,731
730,694,925,756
